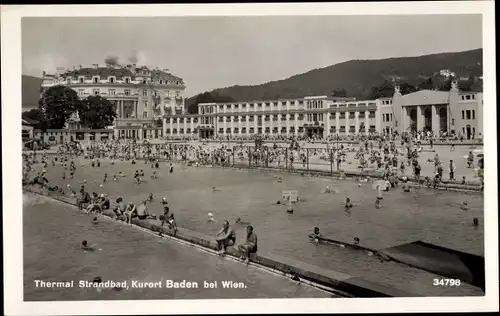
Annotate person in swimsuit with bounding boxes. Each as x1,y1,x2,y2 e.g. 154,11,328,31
460,201,469,211
216,220,236,255
375,199,382,209
81,240,95,252
308,227,322,244
238,225,258,264
344,197,353,215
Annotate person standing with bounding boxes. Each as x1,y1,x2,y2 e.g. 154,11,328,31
449,160,456,181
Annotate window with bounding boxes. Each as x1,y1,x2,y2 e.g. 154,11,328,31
143,112,148,118
472,95,476,100
369,125,376,132
143,90,148,96
125,78,130,84
93,77,99,83
349,125,356,133
93,89,100,95
462,110,465,120
142,80,146,84
390,114,393,121
90,132,96,141
219,128,224,133
78,89,85,96
466,110,471,120
159,80,163,84
369,111,376,118
124,89,130,96
144,102,148,108
109,77,115,83
79,77,84,83
226,128,231,134
472,110,475,120
109,89,115,96
67,78,71,84
383,115,385,122
466,95,471,100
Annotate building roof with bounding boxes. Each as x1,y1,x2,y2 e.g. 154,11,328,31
400,90,450,106
60,66,184,82
63,67,134,78
22,118,38,126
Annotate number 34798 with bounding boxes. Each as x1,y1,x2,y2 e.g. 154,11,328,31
433,279,461,286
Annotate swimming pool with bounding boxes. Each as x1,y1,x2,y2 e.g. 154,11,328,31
24,193,332,300
30,158,484,296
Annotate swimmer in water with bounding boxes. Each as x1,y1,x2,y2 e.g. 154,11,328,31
353,237,360,246
235,217,250,225
147,193,154,202
473,217,479,227
402,184,411,192
113,174,118,181
103,173,107,183
375,199,382,209
92,217,98,224
212,186,219,192
460,201,469,211
277,177,282,183
81,240,95,252
308,227,322,244
169,163,174,173
324,185,332,194
207,212,216,223
286,198,294,213
151,171,157,179
344,197,353,215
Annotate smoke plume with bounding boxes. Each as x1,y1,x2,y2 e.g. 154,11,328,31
105,56,120,66
128,51,146,66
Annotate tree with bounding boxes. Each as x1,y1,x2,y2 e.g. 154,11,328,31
186,92,236,114
38,85,82,129
417,78,434,90
368,81,394,99
22,108,49,131
331,88,348,97
368,81,417,100
78,95,117,129
399,82,418,95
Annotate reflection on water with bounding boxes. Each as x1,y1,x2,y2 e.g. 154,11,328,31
23,194,331,300
29,159,484,296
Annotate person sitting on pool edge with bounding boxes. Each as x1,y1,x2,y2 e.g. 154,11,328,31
238,225,258,264
215,220,236,255
308,227,322,244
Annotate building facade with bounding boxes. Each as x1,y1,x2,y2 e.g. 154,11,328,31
40,63,187,140
392,81,483,139
40,65,483,140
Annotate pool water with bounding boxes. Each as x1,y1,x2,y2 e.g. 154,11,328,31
27,158,484,296
23,193,332,300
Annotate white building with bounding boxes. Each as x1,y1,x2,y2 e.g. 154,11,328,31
40,64,187,140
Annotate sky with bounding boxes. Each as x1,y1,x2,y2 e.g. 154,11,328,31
22,15,482,97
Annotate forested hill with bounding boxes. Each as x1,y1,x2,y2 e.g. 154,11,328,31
186,48,482,113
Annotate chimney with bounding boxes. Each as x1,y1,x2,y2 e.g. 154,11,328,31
79,65,82,70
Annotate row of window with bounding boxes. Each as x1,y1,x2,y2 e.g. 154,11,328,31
461,110,476,120
162,125,377,135
162,112,377,124
68,76,182,86
79,88,181,98
211,101,376,111
460,94,477,101
382,113,393,122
